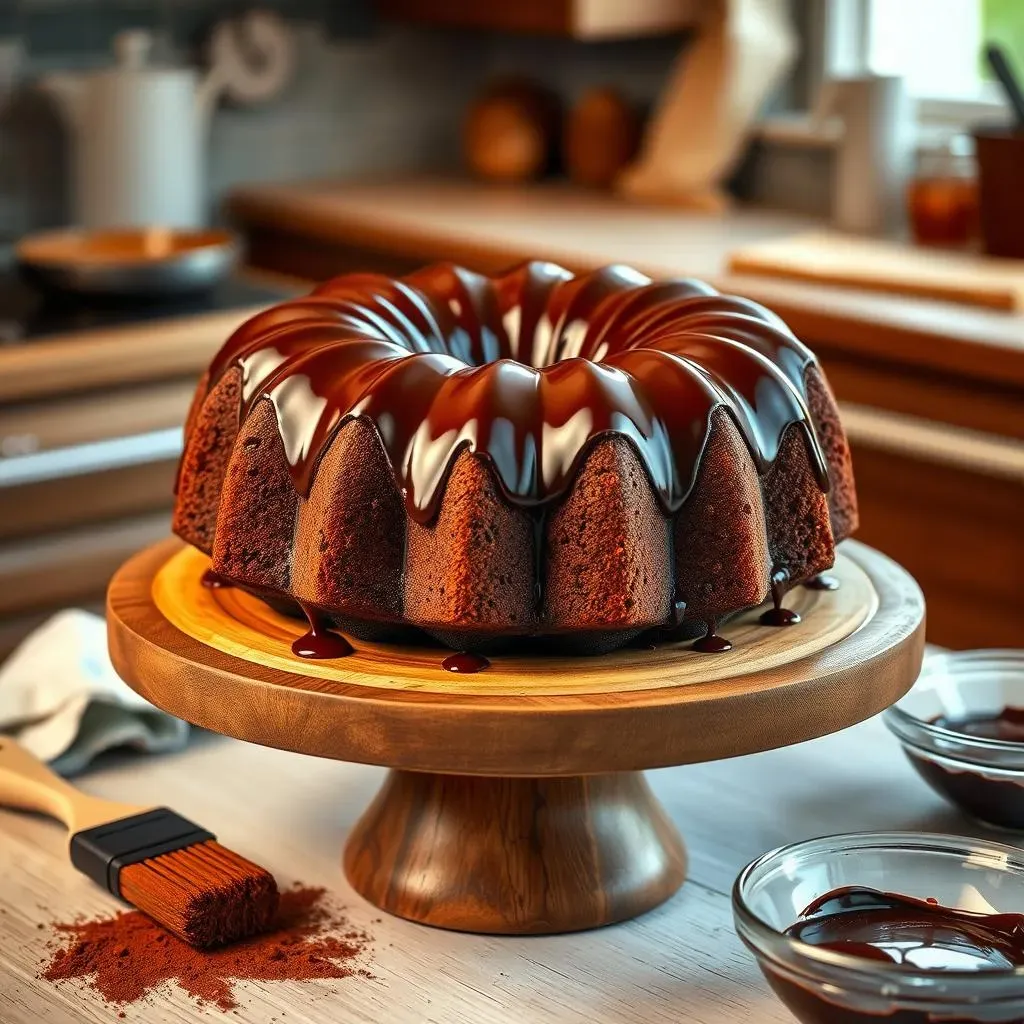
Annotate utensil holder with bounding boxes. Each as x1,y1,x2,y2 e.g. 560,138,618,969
973,127,1024,258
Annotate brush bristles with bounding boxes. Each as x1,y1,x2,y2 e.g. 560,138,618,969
119,840,279,948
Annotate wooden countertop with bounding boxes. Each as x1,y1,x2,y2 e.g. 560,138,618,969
0,269,302,405
227,178,1024,390
2,692,1016,1023
0,307,263,406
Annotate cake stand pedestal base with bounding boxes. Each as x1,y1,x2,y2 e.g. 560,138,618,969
343,770,686,934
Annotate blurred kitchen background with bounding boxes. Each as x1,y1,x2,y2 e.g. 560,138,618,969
0,0,1021,657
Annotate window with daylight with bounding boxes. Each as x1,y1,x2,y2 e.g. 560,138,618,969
868,0,1024,98
825,0,1023,119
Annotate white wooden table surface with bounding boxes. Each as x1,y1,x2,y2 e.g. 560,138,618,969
0,705,1017,1024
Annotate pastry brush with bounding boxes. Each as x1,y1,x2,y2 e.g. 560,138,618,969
0,736,278,948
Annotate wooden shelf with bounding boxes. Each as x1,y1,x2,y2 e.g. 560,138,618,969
0,455,178,543
0,378,195,455
378,0,701,39
0,509,169,619
0,307,265,405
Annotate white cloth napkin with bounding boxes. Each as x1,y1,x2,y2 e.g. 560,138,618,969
0,609,189,776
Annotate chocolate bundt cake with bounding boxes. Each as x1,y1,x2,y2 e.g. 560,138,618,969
174,261,857,655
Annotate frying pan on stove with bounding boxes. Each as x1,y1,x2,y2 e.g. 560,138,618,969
15,227,239,296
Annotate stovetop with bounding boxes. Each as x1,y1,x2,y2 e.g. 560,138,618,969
0,263,293,344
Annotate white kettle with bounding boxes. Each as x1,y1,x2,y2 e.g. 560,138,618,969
40,30,222,229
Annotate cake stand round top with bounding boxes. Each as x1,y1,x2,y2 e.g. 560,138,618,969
107,539,925,777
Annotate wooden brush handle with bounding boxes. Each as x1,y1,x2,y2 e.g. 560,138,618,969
0,737,146,836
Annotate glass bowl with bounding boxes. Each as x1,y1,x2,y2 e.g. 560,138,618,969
884,649,1024,831
733,832,1024,1023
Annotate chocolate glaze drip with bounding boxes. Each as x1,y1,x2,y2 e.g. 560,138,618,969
936,708,1024,742
694,623,732,653
530,509,548,615
200,569,233,589
770,566,790,603
805,573,840,591
204,261,831,523
786,886,1024,970
759,606,802,627
760,565,801,626
292,603,354,660
442,652,490,674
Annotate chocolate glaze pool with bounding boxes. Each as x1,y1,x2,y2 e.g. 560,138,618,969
907,708,1024,831
762,886,1024,1024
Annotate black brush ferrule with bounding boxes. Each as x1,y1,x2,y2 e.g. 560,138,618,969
70,808,215,899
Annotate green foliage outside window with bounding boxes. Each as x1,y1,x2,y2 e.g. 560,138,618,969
982,0,1024,78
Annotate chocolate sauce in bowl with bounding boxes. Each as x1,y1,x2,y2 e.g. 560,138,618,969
908,754,1024,831
786,887,1024,970
935,708,1024,743
762,887,1024,1024
902,709,1024,831
765,969,1014,1024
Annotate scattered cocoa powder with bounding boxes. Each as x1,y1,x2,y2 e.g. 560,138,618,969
40,884,373,1012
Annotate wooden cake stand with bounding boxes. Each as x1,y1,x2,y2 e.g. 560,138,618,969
107,539,925,935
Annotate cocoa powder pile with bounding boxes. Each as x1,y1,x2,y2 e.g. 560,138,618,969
40,884,373,1012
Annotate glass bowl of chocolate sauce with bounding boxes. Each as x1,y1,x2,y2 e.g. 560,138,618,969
733,832,1024,1024
884,649,1024,832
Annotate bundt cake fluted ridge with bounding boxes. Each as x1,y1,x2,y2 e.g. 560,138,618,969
173,260,858,654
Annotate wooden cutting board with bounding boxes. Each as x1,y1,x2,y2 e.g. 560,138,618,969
728,231,1024,311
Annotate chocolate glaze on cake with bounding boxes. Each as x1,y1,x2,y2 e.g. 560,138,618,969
201,263,829,515
760,565,803,626
174,261,858,655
